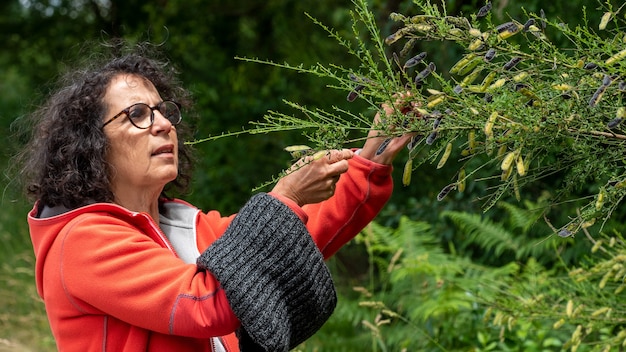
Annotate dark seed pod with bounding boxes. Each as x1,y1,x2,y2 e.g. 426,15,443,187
453,84,464,94
403,52,427,69
484,48,496,62
346,84,365,102
525,99,535,107
495,21,519,34
602,74,614,86
589,85,607,107
484,93,493,103
583,62,598,70
426,130,438,145
477,2,492,18
523,18,535,31
608,117,623,129
561,93,572,100
375,138,393,156
437,183,457,201
414,62,436,85
557,228,572,238
407,135,423,150
503,57,522,70
433,116,443,129
619,81,626,91
514,83,529,91
540,9,547,29
430,110,443,119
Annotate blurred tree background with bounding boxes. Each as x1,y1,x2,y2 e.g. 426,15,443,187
1,0,622,351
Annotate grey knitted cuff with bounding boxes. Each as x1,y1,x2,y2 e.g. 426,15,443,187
197,193,337,351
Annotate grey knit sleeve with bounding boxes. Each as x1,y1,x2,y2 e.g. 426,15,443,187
196,193,337,351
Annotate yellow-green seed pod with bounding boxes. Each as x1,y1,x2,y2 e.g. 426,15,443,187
447,28,464,39
596,189,605,210
617,107,626,119
485,111,498,137
469,28,482,37
468,130,476,153
458,168,466,192
427,95,446,108
427,88,444,96
605,48,626,65
552,83,573,91
462,67,484,86
437,142,453,169
582,218,596,229
516,154,526,176
553,318,565,329
402,159,413,186
599,12,612,30
591,307,610,317
456,57,483,76
450,53,476,75
497,145,507,158
468,38,484,51
479,71,498,91
488,78,507,91
566,299,574,317
411,24,433,33
284,145,312,158
512,72,529,82
501,165,513,181
501,151,516,171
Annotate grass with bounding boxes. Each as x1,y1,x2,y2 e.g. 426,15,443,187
0,198,55,351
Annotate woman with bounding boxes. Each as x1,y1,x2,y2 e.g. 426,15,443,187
21,45,412,352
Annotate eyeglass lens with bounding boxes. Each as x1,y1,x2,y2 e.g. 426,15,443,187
128,101,181,128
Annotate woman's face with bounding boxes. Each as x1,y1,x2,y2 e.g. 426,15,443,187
102,74,179,198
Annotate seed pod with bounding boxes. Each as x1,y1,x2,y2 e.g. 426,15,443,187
468,38,484,51
516,153,526,176
540,9,547,29
617,107,626,119
589,85,607,107
558,228,572,238
496,22,521,39
427,95,445,108
606,48,626,65
432,115,443,129
385,28,408,45
376,138,393,156
501,151,516,171
552,83,573,91
566,300,574,317
403,52,427,69
456,56,483,76
402,159,413,186
513,174,520,201
450,53,477,74
484,48,496,62
477,2,492,18
599,12,612,30
513,72,528,82
602,74,614,86
619,81,626,91
596,189,605,210
453,84,464,94
523,19,535,32
461,67,484,86
426,130,438,145
484,111,498,137
484,93,493,103
608,117,622,129
437,183,457,201
583,62,598,70
284,145,312,159
414,62,436,85
468,130,476,153
469,28,483,37
488,78,507,91
479,71,498,91
437,142,453,169
347,84,365,102
407,135,422,150
503,57,522,70
501,164,513,181
458,168,466,192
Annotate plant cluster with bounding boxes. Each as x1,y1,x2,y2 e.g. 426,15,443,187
205,0,626,238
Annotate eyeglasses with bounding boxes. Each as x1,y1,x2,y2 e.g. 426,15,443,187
102,101,182,129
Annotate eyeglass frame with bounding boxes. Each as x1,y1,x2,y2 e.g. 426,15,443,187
102,100,182,129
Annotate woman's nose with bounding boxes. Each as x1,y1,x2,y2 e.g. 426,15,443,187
151,111,173,134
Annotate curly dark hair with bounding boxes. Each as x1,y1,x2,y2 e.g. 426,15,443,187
20,42,194,209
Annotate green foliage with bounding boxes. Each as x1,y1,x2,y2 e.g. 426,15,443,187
318,212,626,351
224,0,626,238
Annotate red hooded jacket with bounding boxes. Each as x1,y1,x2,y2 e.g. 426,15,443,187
27,155,393,351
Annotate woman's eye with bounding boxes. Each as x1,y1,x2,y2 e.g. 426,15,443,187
128,106,147,120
